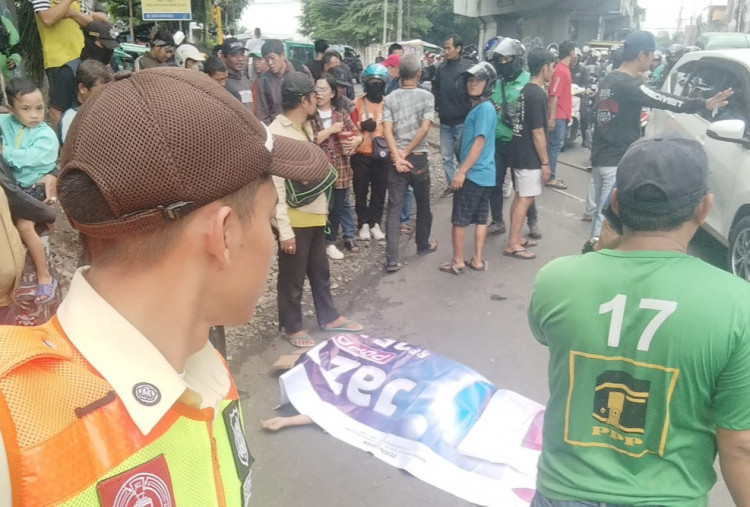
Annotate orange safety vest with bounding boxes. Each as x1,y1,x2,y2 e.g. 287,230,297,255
0,318,251,506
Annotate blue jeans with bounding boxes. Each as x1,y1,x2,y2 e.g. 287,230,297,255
440,123,464,184
531,492,644,507
590,166,617,238
326,188,357,243
401,186,413,224
547,119,567,180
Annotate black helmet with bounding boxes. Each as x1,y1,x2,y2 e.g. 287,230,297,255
463,44,479,62
461,61,497,98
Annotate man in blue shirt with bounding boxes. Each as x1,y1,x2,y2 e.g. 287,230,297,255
439,62,497,275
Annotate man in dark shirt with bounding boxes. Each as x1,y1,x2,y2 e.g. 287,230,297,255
220,38,253,111
135,30,174,71
505,49,555,260
306,39,328,81
256,39,312,125
432,34,473,196
589,30,732,240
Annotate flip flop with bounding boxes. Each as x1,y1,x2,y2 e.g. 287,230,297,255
321,319,364,332
545,179,568,190
439,261,465,275
34,278,58,304
284,333,316,348
465,259,489,271
417,239,438,256
503,249,536,260
520,239,538,248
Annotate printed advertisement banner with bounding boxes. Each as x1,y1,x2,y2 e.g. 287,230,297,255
141,0,191,21
280,334,544,506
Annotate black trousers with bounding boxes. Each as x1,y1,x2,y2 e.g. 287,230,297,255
489,139,538,224
277,226,340,334
351,154,388,228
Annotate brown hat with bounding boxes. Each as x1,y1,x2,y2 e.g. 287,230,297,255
59,67,330,237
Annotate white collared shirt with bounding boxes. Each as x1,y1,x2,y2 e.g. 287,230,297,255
0,267,231,503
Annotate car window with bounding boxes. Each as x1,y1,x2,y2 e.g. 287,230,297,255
679,60,750,129
668,61,696,95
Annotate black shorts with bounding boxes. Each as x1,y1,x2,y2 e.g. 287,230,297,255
46,65,76,112
451,179,491,227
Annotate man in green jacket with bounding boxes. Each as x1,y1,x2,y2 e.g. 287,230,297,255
487,38,539,238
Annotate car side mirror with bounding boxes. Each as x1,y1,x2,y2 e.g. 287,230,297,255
707,119,749,147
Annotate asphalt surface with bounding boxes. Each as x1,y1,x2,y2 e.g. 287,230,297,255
235,143,735,507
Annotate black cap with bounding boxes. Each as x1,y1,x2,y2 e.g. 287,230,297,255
623,31,656,54
85,20,119,49
327,66,352,88
282,72,315,95
221,38,247,55
616,135,708,215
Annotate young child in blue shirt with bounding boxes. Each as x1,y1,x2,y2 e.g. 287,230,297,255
1,78,60,302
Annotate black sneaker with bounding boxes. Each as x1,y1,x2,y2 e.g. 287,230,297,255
488,221,506,235
527,221,542,239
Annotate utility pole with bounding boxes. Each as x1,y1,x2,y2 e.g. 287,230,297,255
397,0,403,42
128,0,135,43
382,0,388,45
407,0,411,39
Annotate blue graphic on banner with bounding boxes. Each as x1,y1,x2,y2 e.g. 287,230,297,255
281,335,544,506
143,12,191,20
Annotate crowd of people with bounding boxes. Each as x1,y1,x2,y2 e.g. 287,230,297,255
0,6,749,506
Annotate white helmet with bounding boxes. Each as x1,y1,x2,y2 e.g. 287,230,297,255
175,44,206,68
173,30,186,47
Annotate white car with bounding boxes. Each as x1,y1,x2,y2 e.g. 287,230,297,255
646,48,750,281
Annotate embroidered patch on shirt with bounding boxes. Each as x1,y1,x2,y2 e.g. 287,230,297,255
97,455,176,507
223,400,254,505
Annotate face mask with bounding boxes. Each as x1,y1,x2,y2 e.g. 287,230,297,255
365,81,385,102
83,40,114,65
498,61,516,80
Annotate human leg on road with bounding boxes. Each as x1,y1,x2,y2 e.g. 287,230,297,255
506,169,542,259
401,185,413,225
409,154,433,252
583,175,596,220
339,189,357,241
306,225,344,329
369,158,388,228
546,119,568,188
488,140,509,232
590,165,617,238
351,154,371,229
439,123,462,190
278,227,313,336
385,164,408,266
326,188,345,245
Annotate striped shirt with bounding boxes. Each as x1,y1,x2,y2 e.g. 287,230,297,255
383,87,434,153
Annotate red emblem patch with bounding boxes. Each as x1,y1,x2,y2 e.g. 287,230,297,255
97,455,176,507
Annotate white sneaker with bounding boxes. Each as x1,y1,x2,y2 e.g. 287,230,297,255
370,223,385,240
326,244,344,260
358,224,371,240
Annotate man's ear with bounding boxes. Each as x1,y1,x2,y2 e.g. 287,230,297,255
610,189,620,216
205,205,233,267
695,193,713,225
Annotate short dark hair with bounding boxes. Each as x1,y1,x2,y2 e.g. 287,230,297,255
151,29,174,47
322,50,341,66
388,43,403,55
611,47,625,68
77,59,113,90
617,184,701,232
261,39,285,57
6,78,39,107
559,40,575,59
203,55,227,76
281,90,314,112
528,49,555,76
445,34,463,50
314,39,329,54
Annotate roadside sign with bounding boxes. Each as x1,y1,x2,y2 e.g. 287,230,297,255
142,0,191,21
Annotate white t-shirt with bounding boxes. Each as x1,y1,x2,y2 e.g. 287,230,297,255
318,108,332,129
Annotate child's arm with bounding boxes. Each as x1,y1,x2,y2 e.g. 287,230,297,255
3,135,58,174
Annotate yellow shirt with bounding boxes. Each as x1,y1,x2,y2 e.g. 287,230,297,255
35,0,85,69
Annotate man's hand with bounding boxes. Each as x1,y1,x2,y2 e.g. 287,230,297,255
6,60,15,71
451,171,466,191
394,157,412,173
548,118,557,131
40,174,58,204
329,122,344,135
279,238,296,255
706,88,733,110
542,165,551,183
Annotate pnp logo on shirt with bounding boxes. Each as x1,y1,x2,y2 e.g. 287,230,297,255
592,370,650,434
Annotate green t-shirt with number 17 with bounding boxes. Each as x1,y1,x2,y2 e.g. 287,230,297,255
529,249,750,507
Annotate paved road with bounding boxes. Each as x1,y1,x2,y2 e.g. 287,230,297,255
235,144,735,506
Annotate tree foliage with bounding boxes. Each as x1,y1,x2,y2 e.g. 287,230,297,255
299,0,478,47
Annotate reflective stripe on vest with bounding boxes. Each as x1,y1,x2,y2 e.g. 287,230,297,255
0,319,251,506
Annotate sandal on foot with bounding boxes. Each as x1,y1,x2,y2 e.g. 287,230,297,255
503,248,536,260
465,259,489,271
545,179,567,190
400,223,412,235
520,239,538,248
343,239,360,253
385,262,402,273
439,261,465,275
417,240,438,256
284,333,316,348
322,319,364,332
34,278,58,304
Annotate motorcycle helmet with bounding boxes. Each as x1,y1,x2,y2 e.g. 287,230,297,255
582,44,590,54
461,61,498,98
361,63,389,84
174,44,205,68
463,43,479,62
489,38,525,80
483,36,504,61
666,44,685,65
653,49,663,62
